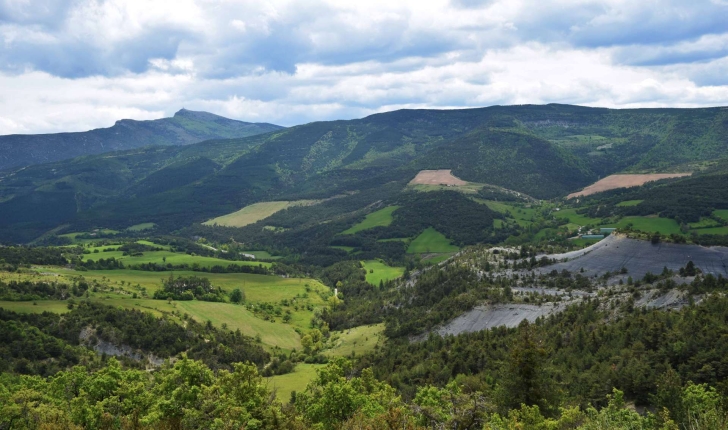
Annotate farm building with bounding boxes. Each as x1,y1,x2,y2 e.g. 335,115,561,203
600,228,616,234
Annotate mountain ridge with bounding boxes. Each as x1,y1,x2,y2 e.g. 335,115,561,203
0,109,284,171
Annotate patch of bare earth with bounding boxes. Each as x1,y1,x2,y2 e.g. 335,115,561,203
567,173,691,198
409,169,468,186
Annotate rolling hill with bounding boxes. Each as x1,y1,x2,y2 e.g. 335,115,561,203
0,108,283,171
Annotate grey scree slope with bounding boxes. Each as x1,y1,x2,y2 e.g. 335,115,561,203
535,234,728,281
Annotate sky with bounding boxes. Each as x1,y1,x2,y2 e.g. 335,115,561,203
1,0,728,134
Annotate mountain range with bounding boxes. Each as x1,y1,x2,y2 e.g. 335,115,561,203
0,104,727,243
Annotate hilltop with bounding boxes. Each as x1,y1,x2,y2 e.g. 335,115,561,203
0,109,283,171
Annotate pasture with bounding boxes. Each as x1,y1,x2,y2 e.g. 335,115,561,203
203,200,318,228
81,249,271,269
341,206,399,234
714,210,728,222
361,260,405,285
324,323,385,358
126,223,156,231
616,200,644,207
267,364,323,402
407,228,459,254
616,216,681,235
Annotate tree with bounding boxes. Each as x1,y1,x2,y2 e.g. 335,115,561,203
229,288,245,304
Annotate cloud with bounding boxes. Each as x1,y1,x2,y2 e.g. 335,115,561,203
0,0,728,134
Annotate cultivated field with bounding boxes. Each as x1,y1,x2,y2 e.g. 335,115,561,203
342,205,399,234
361,260,405,285
409,169,468,186
567,173,691,198
203,200,318,227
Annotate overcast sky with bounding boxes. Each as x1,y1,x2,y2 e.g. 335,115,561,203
1,0,728,134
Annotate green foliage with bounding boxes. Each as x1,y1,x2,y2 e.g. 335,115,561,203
153,274,227,302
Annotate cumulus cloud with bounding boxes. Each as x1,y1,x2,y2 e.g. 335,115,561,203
0,0,727,133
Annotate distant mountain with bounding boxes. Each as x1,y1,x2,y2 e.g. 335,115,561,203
0,109,283,171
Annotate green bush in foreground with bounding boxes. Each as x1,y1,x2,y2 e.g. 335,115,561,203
1,356,726,429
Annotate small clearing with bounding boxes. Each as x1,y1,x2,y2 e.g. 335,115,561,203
342,205,399,234
407,227,459,254
409,169,467,186
204,200,318,227
567,173,691,198
361,260,405,285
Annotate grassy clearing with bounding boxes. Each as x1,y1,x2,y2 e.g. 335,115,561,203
616,216,681,235
408,183,483,194
695,226,728,235
477,200,537,227
241,250,281,260
330,246,354,253
714,210,728,222
376,238,409,243
81,250,271,269
267,364,323,402
616,200,644,207
203,200,317,228
342,206,399,234
407,228,459,254
689,218,722,229
126,223,156,231
569,238,603,248
556,208,603,226
174,301,302,350
21,268,327,303
361,260,405,286
324,324,385,358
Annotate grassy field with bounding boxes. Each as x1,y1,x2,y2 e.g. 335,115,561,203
126,223,156,231
714,210,728,222
341,206,399,234
0,266,331,351
361,260,405,285
556,208,604,226
569,237,603,248
203,200,317,228
241,250,281,260
267,364,322,402
324,323,385,358
695,226,728,235
689,218,722,229
616,200,644,207
407,228,459,254
9,268,327,303
616,216,681,235
330,246,355,253
82,249,271,269
478,200,537,227
174,301,302,350
408,183,483,194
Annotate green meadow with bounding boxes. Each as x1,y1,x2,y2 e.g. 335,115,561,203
616,200,644,207
267,364,323,402
81,249,271,269
126,222,156,231
360,260,405,285
407,228,459,254
616,216,681,235
324,323,385,358
342,206,399,234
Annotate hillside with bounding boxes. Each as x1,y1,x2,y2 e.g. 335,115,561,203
0,109,283,171
1,104,728,244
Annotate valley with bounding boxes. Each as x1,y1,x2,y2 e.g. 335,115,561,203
2,104,728,429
